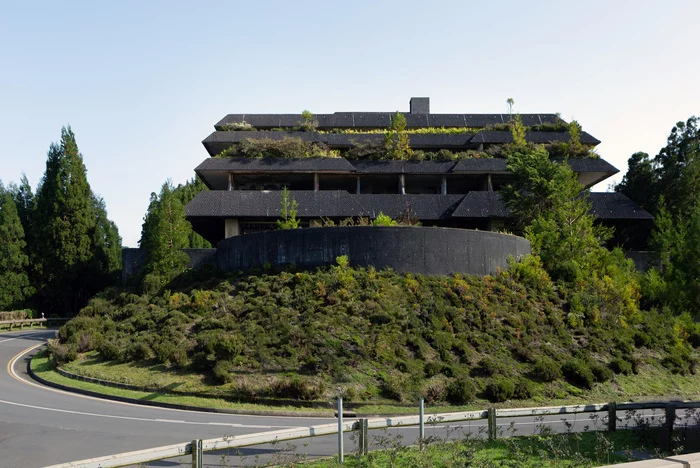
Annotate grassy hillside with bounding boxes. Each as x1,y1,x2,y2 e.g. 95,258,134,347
51,256,699,406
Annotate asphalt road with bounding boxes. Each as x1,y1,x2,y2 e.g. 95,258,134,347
0,329,684,468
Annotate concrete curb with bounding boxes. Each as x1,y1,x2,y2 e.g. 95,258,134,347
26,349,335,418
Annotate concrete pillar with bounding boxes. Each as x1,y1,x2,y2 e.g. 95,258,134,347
228,173,234,191
441,175,447,195
224,218,240,238
356,176,361,194
487,173,493,192
314,173,319,192
399,174,406,195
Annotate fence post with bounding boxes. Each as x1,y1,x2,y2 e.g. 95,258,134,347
419,398,425,450
663,403,676,452
360,418,369,456
191,439,202,468
607,402,617,432
338,397,344,464
488,407,497,441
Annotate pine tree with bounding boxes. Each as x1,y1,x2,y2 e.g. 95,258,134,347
140,181,190,280
0,182,33,310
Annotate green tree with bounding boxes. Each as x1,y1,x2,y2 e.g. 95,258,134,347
171,175,211,248
32,126,121,315
276,186,300,229
615,152,656,214
510,114,527,147
501,146,609,281
0,183,33,310
139,181,190,279
384,111,412,160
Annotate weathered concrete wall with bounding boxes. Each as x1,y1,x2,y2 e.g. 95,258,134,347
217,226,530,276
625,251,661,272
121,248,217,283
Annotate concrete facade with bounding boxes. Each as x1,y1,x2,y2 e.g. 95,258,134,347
216,226,530,276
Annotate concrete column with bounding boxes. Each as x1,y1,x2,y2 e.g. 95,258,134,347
356,176,361,194
399,174,406,195
224,218,240,238
441,175,447,195
228,173,234,191
487,173,493,192
314,173,319,192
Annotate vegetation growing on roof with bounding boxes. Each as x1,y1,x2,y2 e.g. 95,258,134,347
276,187,300,230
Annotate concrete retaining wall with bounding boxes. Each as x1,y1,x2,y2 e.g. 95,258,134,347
217,226,530,276
121,248,217,283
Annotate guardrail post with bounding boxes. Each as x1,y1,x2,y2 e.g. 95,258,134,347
663,403,676,452
419,398,425,450
607,402,617,432
338,397,344,464
488,407,497,441
191,439,202,468
359,418,369,456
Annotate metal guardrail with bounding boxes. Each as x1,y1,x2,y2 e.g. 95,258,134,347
43,398,700,468
0,318,69,330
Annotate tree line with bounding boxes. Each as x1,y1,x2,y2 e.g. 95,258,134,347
0,127,121,316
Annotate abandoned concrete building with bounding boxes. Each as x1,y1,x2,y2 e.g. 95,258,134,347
185,98,652,248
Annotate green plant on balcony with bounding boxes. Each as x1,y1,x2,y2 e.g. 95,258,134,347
277,187,300,230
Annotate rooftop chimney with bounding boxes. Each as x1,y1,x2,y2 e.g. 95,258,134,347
410,97,430,114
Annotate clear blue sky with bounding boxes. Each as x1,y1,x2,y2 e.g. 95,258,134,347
1,1,698,247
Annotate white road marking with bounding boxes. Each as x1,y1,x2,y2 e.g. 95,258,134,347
5,339,335,423
0,331,50,343
0,398,292,429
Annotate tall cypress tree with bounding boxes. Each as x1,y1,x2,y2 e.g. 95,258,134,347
0,182,33,310
33,126,121,315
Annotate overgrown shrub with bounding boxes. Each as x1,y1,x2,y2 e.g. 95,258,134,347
486,377,515,402
446,377,477,405
272,376,326,401
609,358,633,375
47,339,77,366
513,378,534,400
562,359,595,389
532,357,562,382
590,362,613,382
662,347,696,375
473,356,511,377
213,360,234,384
422,379,447,403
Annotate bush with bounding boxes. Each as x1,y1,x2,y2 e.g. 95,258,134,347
561,359,595,389
473,356,510,377
446,377,477,405
422,380,447,403
590,362,613,382
48,339,77,366
609,358,633,375
272,376,326,401
486,378,515,402
513,378,534,400
373,212,397,226
532,357,562,382
662,347,696,376
213,360,234,384
424,361,443,378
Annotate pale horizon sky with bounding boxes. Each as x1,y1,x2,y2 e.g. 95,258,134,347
1,1,699,247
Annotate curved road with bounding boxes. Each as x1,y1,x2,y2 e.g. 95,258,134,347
1,329,680,467
0,329,338,467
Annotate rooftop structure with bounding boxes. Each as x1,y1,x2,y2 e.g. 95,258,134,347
186,98,651,246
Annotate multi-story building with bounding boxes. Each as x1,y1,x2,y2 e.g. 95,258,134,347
186,98,651,247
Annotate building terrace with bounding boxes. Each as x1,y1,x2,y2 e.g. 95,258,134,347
186,98,652,247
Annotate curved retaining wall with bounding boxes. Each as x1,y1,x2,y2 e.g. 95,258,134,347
217,226,530,276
